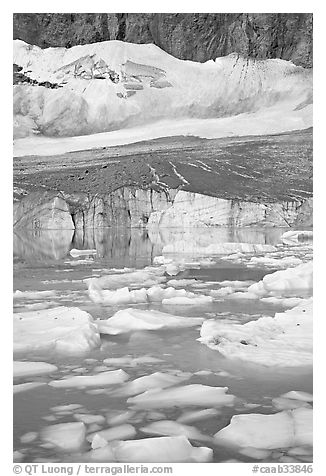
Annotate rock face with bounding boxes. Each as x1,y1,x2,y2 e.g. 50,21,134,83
13,13,313,68
13,188,313,230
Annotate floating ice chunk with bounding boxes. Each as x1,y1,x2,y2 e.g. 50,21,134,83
14,307,101,355
140,420,211,442
153,256,173,265
292,408,313,446
112,436,213,462
51,404,83,413
281,391,313,402
70,248,97,257
111,372,188,397
162,241,276,255
20,432,38,444
167,279,199,287
97,308,203,335
127,384,235,408
13,361,58,378
74,414,106,425
247,261,313,298
49,369,129,388
281,231,313,245
272,397,311,411
87,424,137,444
40,422,86,452
106,410,136,426
102,355,163,368
214,411,294,449
91,434,109,450
199,298,312,366
177,408,220,424
249,256,303,268
14,290,56,300
228,291,258,300
215,408,313,449
162,295,213,305
13,382,46,394
260,297,304,307
85,267,166,295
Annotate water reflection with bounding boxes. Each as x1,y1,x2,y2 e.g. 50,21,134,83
13,226,287,263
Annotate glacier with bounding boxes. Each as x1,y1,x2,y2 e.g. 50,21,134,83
13,39,312,154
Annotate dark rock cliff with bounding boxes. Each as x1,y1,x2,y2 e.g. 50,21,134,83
13,13,313,68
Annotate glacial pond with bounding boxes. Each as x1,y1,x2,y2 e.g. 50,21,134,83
13,226,313,463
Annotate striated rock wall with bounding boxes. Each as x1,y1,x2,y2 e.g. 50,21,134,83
13,187,313,231
13,13,312,68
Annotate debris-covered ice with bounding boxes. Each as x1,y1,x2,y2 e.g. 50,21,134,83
199,298,312,366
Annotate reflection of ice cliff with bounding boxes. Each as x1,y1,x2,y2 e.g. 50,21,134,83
14,39,312,146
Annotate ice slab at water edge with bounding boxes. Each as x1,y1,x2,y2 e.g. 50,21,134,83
14,307,101,355
281,230,313,245
214,408,312,450
199,298,312,366
97,308,204,335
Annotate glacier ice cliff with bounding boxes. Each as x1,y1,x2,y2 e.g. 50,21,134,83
13,188,312,231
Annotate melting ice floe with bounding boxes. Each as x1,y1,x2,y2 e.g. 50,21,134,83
140,420,212,442
127,384,235,408
13,361,58,378
49,369,129,388
199,298,312,366
40,422,86,452
81,435,213,462
97,308,204,335
108,371,188,397
70,248,97,257
14,307,100,354
214,408,312,450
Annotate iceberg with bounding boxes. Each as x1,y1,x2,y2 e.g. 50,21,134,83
127,384,235,408
97,308,204,335
199,298,312,366
14,307,101,355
